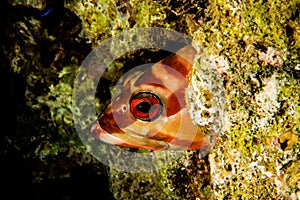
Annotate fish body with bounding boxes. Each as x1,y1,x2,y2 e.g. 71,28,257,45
91,45,210,150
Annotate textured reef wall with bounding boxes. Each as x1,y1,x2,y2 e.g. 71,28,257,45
1,0,299,199
189,1,300,198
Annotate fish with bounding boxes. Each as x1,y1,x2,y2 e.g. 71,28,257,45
40,7,54,17
91,45,211,150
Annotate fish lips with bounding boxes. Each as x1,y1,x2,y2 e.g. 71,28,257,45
91,121,169,150
91,117,168,150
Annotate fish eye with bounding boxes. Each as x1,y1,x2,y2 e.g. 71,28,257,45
129,92,163,121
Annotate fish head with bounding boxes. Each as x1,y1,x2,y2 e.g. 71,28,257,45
92,46,210,150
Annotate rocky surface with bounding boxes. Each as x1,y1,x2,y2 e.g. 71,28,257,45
1,0,299,199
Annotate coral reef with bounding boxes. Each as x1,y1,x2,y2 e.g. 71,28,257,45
188,0,299,198
1,0,299,199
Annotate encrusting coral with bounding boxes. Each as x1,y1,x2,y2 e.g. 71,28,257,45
2,0,299,199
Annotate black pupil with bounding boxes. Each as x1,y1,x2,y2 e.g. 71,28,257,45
136,102,151,113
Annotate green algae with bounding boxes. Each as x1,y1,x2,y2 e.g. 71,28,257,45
2,2,108,196
188,0,299,198
7,0,46,9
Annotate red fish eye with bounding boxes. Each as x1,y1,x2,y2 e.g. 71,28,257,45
130,92,163,121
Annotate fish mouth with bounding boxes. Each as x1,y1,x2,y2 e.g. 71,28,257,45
91,122,168,150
